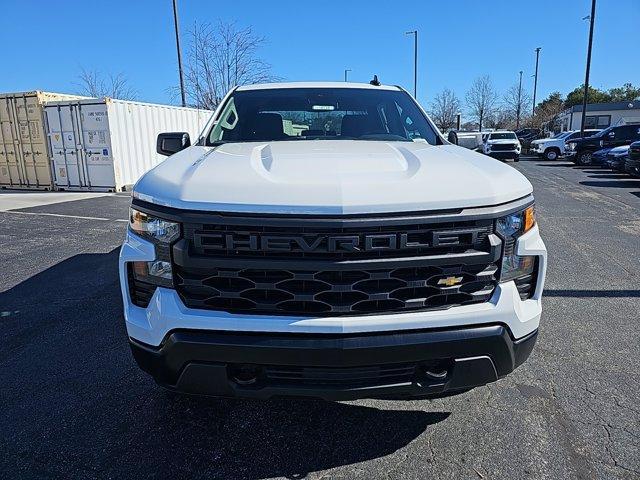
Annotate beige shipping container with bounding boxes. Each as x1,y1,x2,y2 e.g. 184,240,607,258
0,91,88,189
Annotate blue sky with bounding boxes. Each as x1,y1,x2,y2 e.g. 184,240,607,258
2,0,638,110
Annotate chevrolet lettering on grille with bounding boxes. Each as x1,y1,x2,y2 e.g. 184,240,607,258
194,228,488,253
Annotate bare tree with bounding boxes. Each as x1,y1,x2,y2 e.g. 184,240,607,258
503,82,531,128
465,75,497,131
183,21,277,109
428,88,461,132
76,68,137,100
485,108,514,130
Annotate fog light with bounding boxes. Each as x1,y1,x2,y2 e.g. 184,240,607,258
500,254,535,282
131,260,173,287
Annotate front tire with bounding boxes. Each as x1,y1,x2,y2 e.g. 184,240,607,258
576,151,592,165
543,148,559,161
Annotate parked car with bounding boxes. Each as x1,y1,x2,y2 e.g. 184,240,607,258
481,131,522,161
515,128,541,153
530,130,601,161
589,147,615,167
447,130,485,151
120,82,547,401
565,124,640,165
624,141,640,177
605,145,631,172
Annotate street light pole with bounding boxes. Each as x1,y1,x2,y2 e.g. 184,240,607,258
532,47,541,118
517,70,523,129
172,0,186,107
344,69,351,82
580,0,597,137
405,30,418,98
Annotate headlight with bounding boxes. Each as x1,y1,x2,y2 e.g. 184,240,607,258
599,140,604,147
129,207,180,243
567,142,576,151
496,205,536,283
128,207,181,294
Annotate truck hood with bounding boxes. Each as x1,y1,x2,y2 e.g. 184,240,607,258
486,139,520,145
134,140,533,214
531,138,554,145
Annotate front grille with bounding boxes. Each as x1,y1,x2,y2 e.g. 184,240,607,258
175,262,498,315
264,363,417,388
490,144,517,151
170,211,502,316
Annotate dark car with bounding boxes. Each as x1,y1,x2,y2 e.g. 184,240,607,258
590,147,614,167
565,124,640,165
515,128,541,152
624,141,640,177
605,146,631,172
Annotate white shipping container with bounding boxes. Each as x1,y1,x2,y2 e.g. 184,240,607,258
44,98,213,191
0,91,88,189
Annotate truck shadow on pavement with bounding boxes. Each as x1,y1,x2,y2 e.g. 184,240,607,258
580,180,640,188
0,249,448,479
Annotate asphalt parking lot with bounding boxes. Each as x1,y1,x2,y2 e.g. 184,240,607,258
1,156,639,480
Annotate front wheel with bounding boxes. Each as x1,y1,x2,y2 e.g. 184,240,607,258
543,149,559,161
576,151,592,165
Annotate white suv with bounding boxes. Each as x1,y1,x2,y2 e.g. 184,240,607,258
531,130,601,160
119,82,547,400
481,131,522,162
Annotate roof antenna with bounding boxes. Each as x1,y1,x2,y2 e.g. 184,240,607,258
370,75,381,86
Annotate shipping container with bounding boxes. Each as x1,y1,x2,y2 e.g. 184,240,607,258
0,91,87,189
44,98,213,191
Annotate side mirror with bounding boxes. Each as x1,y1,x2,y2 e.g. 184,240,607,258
157,132,190,156
447,131,459,145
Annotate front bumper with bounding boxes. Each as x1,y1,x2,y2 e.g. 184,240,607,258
624,159,640,176
130,325,538,400
487,151,519,160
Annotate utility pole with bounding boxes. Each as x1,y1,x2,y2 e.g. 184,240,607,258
344,69,351,82
172,0,186,107
517,70,523,129
580,0,597,137
405,30,418,98
532,47,541,118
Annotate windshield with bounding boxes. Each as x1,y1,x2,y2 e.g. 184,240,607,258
206,87,439,145
489,132,517,140
553,132,570,139
592,126,613,138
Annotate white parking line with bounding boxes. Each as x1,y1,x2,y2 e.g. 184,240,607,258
2,210,128,222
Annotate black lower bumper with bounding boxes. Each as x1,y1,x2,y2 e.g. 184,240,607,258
488,152,519,160
130,325,537,401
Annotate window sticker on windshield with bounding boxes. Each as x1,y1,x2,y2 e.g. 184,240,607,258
311,105,335,111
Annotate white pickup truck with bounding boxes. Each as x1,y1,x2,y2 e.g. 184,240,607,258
119,82,547,400
481,131,522,162
530,130,601,160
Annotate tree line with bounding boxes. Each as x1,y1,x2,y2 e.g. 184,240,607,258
429,77,640,133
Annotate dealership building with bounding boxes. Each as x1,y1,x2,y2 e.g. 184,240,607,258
557,100,640,132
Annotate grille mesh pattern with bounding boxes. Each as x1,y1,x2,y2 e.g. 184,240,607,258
264,363,417,387
175,263,498,315
490,143,518,151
